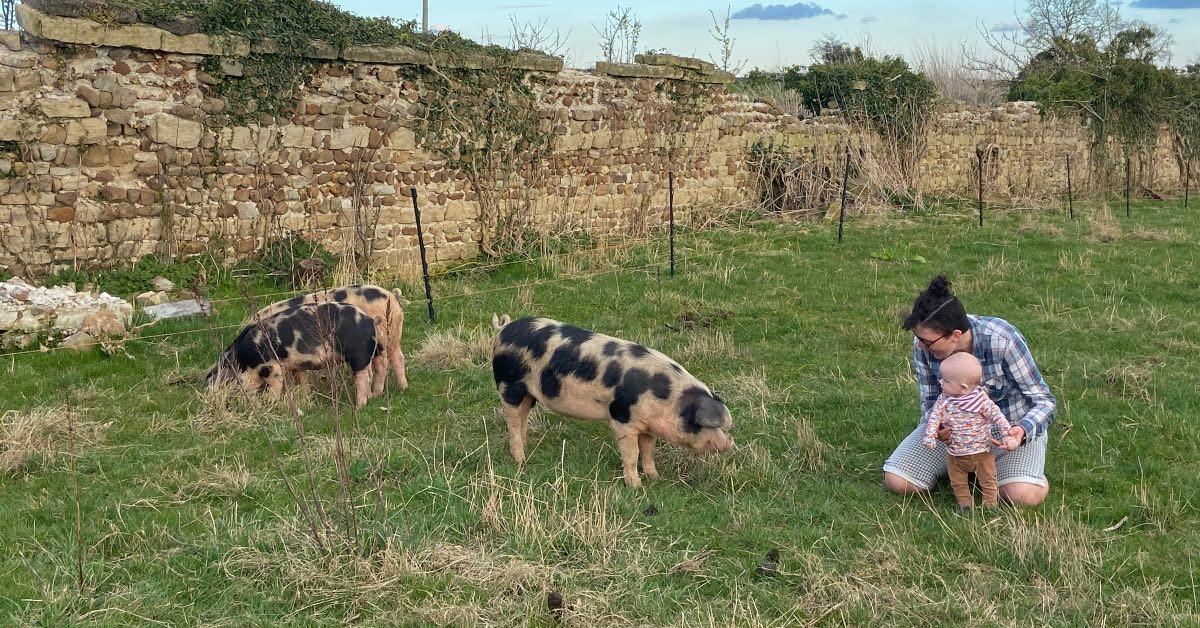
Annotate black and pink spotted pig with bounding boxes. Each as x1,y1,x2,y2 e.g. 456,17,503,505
253,284,408,393
208,302,384,409
489,315,735,487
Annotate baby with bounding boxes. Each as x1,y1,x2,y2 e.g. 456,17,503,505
923,352,1019,512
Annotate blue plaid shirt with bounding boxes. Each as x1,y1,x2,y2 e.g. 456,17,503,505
914,314,1056,442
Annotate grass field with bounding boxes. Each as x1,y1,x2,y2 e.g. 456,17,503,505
2,200,1198,626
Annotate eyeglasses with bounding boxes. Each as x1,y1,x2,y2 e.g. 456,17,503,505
916,331,950,349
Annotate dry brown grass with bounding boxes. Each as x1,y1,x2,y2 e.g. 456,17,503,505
789,414,827,472
1018,213,1063,237
664,328,739,364
174,456,254,502
1086,204,1123,243
191,384,296,433
1127,226,1178,242
221,453,657,625
0,406,107,473
1102,360,1158,404
414,324,494,371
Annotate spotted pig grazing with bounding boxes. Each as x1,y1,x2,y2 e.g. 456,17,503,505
490,314,735,487
253,284,408,393
208,302,384,409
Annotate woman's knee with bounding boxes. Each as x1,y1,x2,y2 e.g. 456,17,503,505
999,481,1049,507
884,471,927,494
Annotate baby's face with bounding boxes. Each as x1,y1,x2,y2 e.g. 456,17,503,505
938,352,983,394
938,372,979,394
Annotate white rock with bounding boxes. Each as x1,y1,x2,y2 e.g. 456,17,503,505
142,299,214,321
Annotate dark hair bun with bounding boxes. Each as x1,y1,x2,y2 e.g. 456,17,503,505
927,275,953,298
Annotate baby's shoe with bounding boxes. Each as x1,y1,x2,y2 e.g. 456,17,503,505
955,505,973,516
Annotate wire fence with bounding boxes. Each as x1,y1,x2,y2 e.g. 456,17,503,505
4,149,1194,362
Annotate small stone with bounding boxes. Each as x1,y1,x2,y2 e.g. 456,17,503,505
135,291,170,307
76,84,101,107
81,146,109,166
47,206,75,222
62,331,98,352
9,286,30,301
40,124,67,144
219,58,244,77
149,276,175,292
105,109,133,125
0,31,20,52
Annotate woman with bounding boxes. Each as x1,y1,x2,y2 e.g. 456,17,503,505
883,275,1055,506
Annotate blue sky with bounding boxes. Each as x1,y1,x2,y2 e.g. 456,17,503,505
332,1,1199,70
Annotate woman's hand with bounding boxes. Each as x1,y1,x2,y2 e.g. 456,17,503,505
992,426,1025,451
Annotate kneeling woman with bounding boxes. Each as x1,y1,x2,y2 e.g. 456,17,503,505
884,275,1056,507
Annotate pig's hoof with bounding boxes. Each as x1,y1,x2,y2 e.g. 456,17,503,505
644,469,660,480
623,475,643,489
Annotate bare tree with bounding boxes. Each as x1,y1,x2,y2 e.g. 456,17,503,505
509,15,570,59
708,6,745,75
594,6,641,64
2,0,16,31
969,0,1170,80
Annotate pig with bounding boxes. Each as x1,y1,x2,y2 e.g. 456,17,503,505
489,314,735,487
253,284,408,393
208,302,384,409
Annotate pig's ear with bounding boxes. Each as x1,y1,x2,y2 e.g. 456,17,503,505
682,389,727,431
695,395,727,428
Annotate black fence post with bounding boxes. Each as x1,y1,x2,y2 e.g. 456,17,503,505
838,144,850,243
409,187,435,323
977,150,985,227
668,171,675,277
1124,154,1131,219
1066,154,1074,220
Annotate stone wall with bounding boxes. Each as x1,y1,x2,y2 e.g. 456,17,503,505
0,6,1188,278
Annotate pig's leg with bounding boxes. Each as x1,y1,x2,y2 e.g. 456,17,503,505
264,369,285,399
370,353,387,397
614,428,643,488
390,339,409,392
353,367,371,409
638,433,659,480
502,396,535,466
291,369,310,392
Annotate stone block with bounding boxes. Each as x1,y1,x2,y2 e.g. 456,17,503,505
64,117,107,144
145,112,202,149
38,97,90,118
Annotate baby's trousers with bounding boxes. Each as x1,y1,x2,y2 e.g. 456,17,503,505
947,451,997,507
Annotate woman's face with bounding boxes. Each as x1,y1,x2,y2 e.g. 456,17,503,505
914,325,963,361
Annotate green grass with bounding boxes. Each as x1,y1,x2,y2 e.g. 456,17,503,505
2,200,1198,625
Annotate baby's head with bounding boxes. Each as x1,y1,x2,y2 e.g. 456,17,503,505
939,352,983,395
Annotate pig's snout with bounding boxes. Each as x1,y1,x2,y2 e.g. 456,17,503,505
713,434,735,453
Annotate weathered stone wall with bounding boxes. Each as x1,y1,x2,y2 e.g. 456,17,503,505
0,8,1188,277
920,102,1183,198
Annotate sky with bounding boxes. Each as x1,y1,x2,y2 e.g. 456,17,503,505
331,0,1200,72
